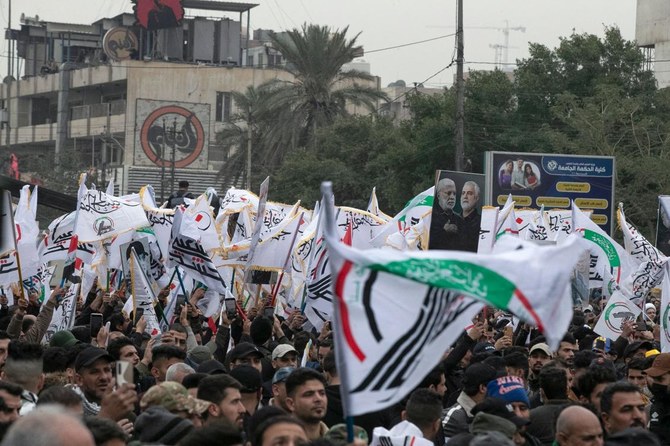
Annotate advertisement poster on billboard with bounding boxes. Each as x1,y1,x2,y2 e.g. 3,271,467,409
485,152,615,234
429,170,486,252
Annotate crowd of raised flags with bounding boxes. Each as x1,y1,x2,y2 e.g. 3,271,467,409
0,174,668,423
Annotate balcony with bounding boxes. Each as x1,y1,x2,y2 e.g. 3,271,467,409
69,100,127,138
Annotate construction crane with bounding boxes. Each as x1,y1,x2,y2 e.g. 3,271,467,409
428,21,526,67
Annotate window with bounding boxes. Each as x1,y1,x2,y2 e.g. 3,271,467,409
216,92,232,122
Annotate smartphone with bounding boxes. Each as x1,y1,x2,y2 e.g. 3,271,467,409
134,307,144,323
175,294,187,314
224,298,237,319
115,361,134,386
263,306,275,319
90,313,104,338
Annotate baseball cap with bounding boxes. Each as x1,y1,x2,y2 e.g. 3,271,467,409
196,359,227,375
529,343,552,357
583,305,594,313
645,352,670,377
140,382,210,415
272,344,298,360
229,365,262,393
75,347,114,372
229,342,263,362
623,341,653,359
486,376,530,406
50,330,78,348
272,367,295,384
462,363,497,390
472,398,530,428
473,342,496,354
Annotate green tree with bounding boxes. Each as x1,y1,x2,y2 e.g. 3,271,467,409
263,24,388,151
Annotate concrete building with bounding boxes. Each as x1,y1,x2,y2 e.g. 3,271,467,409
0,2,286,199
636,0,670,88
380,84,444,124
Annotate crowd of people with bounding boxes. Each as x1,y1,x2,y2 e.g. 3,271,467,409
0,278,666,446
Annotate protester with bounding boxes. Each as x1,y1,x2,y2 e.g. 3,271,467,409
197,374,246,429
644,352,670,443
555,405,604,446
527,367,573,445
599,382,647,436
285,367,329,439
1,404,95,446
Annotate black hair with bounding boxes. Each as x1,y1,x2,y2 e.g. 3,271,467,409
197,374,242,406
573,350,598,370
285,367,326,397
248,406,288,445
405,389,443,431
627,357,647,372
84,416,127,444
42,347,69,373
37,386,82,407
7,341,43,361
250,316,273,345
182,372,208,390
418,366,444,390
252,415,305,446
169,322,188,335
293,331,315,355
503,352,529,370
562,333,576,345
0,331,10,340
322,351,337,376
151,344,187,365
178,420,242,446
539,367,568,400
107,337,136,361
573,365,616,399
108,313,127,332
70,325,92,344
65,343,91,369
600,381,641,415
0,381,22,397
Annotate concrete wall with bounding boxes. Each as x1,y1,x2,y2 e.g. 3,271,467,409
636,0,670,46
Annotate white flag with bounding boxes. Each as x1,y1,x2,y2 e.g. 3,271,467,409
593,290,642,341
661,264,670,353
77,187,149,243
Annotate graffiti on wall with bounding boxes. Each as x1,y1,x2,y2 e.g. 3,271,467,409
135,99,210,169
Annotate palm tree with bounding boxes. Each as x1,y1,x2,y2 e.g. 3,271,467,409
264,24,388,149
217,24,388,188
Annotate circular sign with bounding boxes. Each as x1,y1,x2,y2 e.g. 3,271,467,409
102,27,139,62
139,105,205,169
604,300,636,334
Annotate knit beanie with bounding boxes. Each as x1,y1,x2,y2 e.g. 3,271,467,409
486,375,530,406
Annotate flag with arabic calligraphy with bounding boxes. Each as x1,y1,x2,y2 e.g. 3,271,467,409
168,208,227,293
322,192,584,416
130,249,162,336
0,191,19,285
38,212,96,265
43,284,79,344
76,187,149,243
572,202,638,288
371,187,433,248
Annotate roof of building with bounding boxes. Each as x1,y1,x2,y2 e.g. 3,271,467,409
182,1,258,13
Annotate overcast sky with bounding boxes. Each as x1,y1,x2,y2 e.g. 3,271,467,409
7,0,637,87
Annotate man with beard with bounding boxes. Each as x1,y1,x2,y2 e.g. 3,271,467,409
430,178,464,250
527,343,552,396
599,382,647,436
554,334,577,368
285,368,328,440
645,353,670,443
460,181,481,252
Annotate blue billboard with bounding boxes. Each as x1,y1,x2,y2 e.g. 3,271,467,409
485,152,616,234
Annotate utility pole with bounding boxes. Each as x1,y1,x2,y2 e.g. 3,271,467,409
246,110,252,190
170,118,177,193
161,119,166,204
454,0,465,171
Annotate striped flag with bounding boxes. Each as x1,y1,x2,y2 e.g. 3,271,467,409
321,183,584,416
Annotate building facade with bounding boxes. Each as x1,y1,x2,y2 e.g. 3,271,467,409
636,0,670,88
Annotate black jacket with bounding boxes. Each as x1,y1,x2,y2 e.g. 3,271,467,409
324,384,393,439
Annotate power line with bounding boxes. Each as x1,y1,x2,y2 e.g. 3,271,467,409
366,33,457,54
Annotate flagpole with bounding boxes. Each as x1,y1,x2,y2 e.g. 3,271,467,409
270,212,305,308
320,182,355,442
5,191,26,301
300,205,324,313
